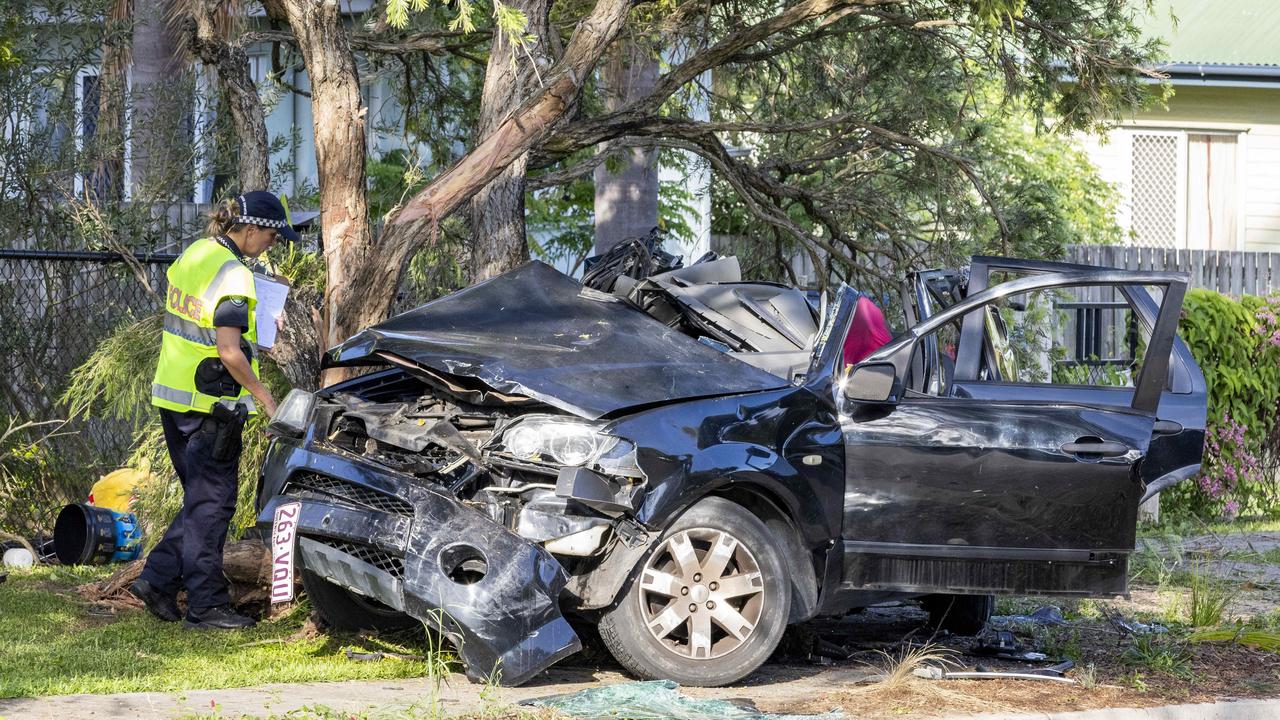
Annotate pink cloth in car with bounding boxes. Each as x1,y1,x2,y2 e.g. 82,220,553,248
843,295,892,366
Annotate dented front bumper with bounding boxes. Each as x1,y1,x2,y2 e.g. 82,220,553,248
256,437,581,685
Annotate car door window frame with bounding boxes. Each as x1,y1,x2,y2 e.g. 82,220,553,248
957,257,1196,395
847,270,1187,415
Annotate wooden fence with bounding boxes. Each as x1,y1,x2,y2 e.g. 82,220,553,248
1065,245,1280,297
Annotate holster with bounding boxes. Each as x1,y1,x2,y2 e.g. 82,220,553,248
206,403,248,461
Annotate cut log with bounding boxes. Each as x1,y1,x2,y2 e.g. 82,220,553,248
77,538,289,616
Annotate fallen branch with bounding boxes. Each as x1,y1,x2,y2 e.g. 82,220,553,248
78,538,273,613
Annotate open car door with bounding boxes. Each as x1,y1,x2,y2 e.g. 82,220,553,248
839,269,1190,597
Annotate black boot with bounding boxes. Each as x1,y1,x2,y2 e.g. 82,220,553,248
129,578,181,622
184,604,257,630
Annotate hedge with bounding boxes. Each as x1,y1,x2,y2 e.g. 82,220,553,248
1162,288,1280,519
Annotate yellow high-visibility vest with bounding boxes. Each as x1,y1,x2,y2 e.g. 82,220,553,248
151,237,260,415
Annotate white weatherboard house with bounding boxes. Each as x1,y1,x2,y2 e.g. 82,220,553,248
1081,0,1280,253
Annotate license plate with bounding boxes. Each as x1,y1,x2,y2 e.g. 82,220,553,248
270,501,302,603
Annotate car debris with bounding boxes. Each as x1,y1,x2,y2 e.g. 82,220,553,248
941,670,1076,684
970,630,1049,662
521,679,843,720
257,246,1206,686
1111,616,1170,636
343,648,425,663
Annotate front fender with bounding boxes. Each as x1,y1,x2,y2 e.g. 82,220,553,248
607,387,844,546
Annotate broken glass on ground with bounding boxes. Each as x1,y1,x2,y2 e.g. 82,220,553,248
522,680,842,720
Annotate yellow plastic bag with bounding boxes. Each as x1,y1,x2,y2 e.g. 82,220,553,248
88,465,152,513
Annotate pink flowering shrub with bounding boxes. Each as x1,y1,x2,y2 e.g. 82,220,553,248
1257,295,1280,348
1197,412,1262,519
1164,290,1280,519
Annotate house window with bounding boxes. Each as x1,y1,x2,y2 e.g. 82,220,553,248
73,68,111,200
247,54,269,84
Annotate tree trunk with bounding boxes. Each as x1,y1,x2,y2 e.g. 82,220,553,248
92,0,132,206
129,0,187,199
593,41,659,254
470,158,532,279
79,539,274,614
181,0,270,192
263,0,374,385
467,0,553,280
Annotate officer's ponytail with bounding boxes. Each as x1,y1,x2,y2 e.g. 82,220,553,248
206,199,247,237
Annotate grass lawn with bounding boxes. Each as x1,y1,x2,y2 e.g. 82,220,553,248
0,565,445,699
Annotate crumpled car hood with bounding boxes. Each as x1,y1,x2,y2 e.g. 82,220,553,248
324,261,790,419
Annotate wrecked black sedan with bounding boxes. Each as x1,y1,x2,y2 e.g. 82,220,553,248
256,253,1205,687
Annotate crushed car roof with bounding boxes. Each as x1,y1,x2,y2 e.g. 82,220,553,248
324,261,790,419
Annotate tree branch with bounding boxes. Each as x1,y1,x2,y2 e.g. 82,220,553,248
526,138,664,189
636,0,896,116
386,0,642,230
240,28,489,57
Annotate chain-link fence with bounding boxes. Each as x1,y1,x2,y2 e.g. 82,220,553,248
0,249,176,534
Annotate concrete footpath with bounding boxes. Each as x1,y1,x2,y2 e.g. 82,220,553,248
1,668,1278,720
962,700,1280,720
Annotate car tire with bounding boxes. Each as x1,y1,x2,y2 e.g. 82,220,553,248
921,593,994,636
301,568,420,634
598,496,791,687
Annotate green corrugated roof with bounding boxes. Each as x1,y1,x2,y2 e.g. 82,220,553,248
1138,0,1280,67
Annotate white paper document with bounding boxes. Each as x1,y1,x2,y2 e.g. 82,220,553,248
254,273,290,349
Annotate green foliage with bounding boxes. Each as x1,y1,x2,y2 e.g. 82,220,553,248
367,149,431,221
1130,534,1186,589
0,418,72,535
269,243,327,293
1123,635,1194,680
1163,289,1280,519
1053,356,1131,387
1188,627,1280,653
386,0,527,48
1187,565,1234,628
710,72,1132,294
60,314,162,425
969,109,1126,256
1034,626,1083,664
0,19,16,67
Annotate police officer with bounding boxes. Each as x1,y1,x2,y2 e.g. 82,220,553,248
130,191,299,629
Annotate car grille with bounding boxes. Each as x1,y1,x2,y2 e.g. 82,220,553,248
311,536,405,579
285,472,414,517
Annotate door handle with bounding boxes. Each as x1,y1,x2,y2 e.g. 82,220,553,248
1060,439,1130,457
1153,420,1183,435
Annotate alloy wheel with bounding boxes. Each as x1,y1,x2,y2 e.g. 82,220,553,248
637,527,766,660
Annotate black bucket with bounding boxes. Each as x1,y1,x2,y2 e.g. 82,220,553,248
53,503,142,565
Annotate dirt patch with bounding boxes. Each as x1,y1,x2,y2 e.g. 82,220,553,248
794,678,1162,719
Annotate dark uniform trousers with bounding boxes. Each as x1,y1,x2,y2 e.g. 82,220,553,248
139,408,244,610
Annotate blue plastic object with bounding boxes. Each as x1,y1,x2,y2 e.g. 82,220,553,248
109,510,142,562
53,503,143,565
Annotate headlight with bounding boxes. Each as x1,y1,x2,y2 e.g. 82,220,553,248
268,389,316,438
497,415,643,478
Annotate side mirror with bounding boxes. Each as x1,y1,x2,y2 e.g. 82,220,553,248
843,362,899,404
